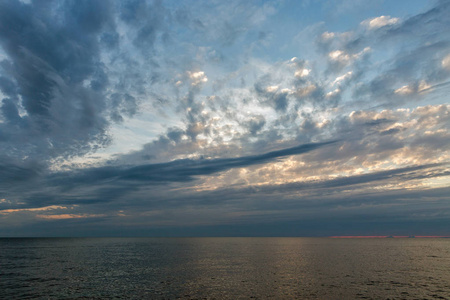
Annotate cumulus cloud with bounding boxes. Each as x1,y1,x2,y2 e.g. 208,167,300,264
188,71,208,86
290,57,311,78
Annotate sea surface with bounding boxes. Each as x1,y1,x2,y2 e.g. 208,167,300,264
1,237,449,299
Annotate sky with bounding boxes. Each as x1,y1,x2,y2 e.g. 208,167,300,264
0,0,449,237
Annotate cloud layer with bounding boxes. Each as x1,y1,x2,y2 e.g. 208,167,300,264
0,0,449,236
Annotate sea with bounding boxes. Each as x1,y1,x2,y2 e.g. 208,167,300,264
1,237,449,299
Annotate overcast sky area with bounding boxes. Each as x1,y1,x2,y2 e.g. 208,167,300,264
0,0,449,237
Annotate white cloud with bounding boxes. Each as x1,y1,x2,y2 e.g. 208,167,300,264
442,54,450,71
266,85,279,92
295,68,311,78
290,57,311,78
328,47,370,64
321,31,335,41
418,80,431,93
394,80,432,95
326,88,341,98
332,71,353,86
329,50,347,61
395,85,414,95
296,84,317,97
361,15,400,30
188,71,208,86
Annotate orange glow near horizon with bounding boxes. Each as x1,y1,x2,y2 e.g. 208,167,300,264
36,214,105,220
0,205,69,214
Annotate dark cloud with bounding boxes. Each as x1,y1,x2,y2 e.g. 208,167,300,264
59,141,337,186
0,0,175,173
0,0,114,163
120,0,167,52
0,158,43,186
246,116,266,135
109,93,138,123
0,141,336,212
254,79,291,112
3,162,448,237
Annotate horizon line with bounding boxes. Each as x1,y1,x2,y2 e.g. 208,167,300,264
0,235,450,239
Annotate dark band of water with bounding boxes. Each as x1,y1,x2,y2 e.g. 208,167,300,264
1,238,449,299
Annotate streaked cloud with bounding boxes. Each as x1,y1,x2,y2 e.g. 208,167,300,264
37,214,105,220
0,205,69,214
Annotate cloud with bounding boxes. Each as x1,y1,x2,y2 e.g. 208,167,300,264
0,158,43,189
64,141,337,185
332,71,353,86
327,47,370,72
394,85,414,95
0,205,69,214
361,16,400,30
320,31,335,41
290,57,311,78
0,0,177,168
0,141,338,214
246,115,266,135
37,214,104,220
0,1,449,236
188,71,208,86
254,79,291,112
442,53,450,70
394,80,432,95
0,0,115,163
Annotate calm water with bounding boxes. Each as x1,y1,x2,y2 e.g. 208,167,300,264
1,238,449,299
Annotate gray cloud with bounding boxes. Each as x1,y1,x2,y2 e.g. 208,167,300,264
0,141,335,211
61,141,336,186
0,0,114,162
3,161,448,237
0,0,181,184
